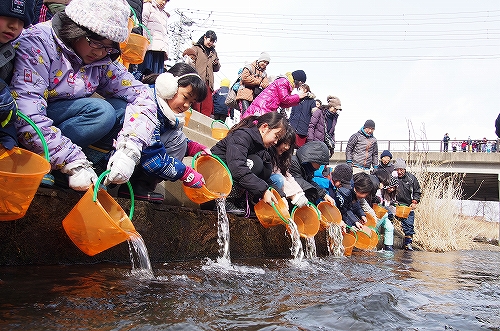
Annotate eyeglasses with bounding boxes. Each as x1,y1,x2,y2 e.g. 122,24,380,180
85,37,120,54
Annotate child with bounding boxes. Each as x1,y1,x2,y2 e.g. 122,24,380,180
268,125,308,210
0,0,35,150
117,62,209,203
211,112,287,216
289,140,336,205
212,78,230,122
10,0,158,192
331,168,373,231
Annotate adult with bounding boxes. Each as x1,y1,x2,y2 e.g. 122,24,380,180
307,95,342,156
442,133,450,152
346,119,378,174
137,0,170,74
377,150,394,177
289,84,317,148
241,70,308,119
393,158,422,251
191,30,220,117
235,52,271,115
10,0,157,191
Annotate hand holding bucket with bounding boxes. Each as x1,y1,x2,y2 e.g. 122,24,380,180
255,188,291,229
62,170,137,256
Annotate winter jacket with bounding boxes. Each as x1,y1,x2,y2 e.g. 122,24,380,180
289,96,316,136
192,43,220,90
9,19,157,170
211,126,271,198
242,77,300,118
377,161,395,177
396,171,421,206
212,86,229,115
346,128,379,170
333,186,366,227
236,60,269,102
289,141,330,203
307,108,338,143
142,0,169,54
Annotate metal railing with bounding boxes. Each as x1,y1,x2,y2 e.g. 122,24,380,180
334,139,499,153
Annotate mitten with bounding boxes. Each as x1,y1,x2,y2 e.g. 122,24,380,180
180,166,205,188
105,140,141,185
291,192,308,208
186,140,211,156
61,159,98,191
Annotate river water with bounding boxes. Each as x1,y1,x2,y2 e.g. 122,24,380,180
0,249,499,330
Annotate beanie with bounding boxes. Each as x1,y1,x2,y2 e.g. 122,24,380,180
292,70,307,83
220,78,230,87
0,0,34,27
257,52,271,63
65,0,130,43
393,158,406,170
384,176,399,189
380,150,392,159
327,95,342,110
364,119,375,129
331,163,353,185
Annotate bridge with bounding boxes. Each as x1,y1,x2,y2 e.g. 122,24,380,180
330,140,500,202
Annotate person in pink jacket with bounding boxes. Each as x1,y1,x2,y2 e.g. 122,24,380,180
9,0,157,191
241,70,308,119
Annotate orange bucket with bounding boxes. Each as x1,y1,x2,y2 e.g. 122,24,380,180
184,108,192,127
255,188,290,228
211,120,229,140
396,205,412,218
120,32,150,65
365,213,377,228
342,231,357,256
353,225,373,250
62,171,137,256
317,201,342,228
291,203,321,238
367,227,379,250
183,153,232,204
372,204,387,219
0,147,50,220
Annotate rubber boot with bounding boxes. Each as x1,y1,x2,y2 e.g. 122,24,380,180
404,236,413,251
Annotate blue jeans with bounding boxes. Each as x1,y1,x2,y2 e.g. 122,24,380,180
269,173,285,191
46,97,126,150
401,210,415,236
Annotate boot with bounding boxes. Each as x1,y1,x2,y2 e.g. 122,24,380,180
384,245,394,251
404,236,413,251
117,168,164,204
225,199,246,216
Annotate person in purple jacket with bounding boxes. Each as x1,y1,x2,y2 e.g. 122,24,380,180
241,70,308,119
9,0,158,192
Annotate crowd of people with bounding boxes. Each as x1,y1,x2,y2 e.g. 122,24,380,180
0,0,429,252
444,134,498,153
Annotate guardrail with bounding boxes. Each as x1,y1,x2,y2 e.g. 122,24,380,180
334,139,499,153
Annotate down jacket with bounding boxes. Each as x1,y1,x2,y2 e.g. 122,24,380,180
242,77,300,118
307,108,338,143
192,43,220,90
289,96,316,136
9,19,157,169
345,128,379,170
142,0,169,54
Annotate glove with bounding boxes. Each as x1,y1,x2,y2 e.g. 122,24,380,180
61,159,98,191
291,192,308,208
186,140,211,156
105,140,141,185
180,166,205,188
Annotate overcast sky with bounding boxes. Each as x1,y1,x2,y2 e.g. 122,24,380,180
167,1,500,142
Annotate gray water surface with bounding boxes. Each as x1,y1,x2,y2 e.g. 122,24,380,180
0,250,499,330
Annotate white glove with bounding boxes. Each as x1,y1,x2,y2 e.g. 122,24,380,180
61,159,98,191
291,192,309,208
105,140,141,185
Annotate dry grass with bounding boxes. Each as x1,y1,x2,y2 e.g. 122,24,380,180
400,152,499,252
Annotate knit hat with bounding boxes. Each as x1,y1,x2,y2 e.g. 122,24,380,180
393,158,406,170
292,70,307,83
257,52,271,63
327,95,342,110
384,176,399,189
364,119,375,129
65,0,130,43
380,150,392,159
331,163,353,185
220,78,230,87
0,0,35,27
183,48,196,57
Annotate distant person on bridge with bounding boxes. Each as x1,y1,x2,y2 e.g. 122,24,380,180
442,133,450,152
346,119,378,174
393,158,421,251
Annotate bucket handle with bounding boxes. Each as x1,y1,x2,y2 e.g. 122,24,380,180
138,23,152,43
192,151,233,186
129,5,140,27
211,120,229,130
270,201,291,225
291,201,321,219
94,170,135,220
16,111,50,162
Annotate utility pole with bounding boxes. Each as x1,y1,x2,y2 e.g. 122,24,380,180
168,9,195,64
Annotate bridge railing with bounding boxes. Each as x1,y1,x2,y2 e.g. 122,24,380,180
334,139,499,153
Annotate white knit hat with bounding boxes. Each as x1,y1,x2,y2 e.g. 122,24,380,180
65,0,131,43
